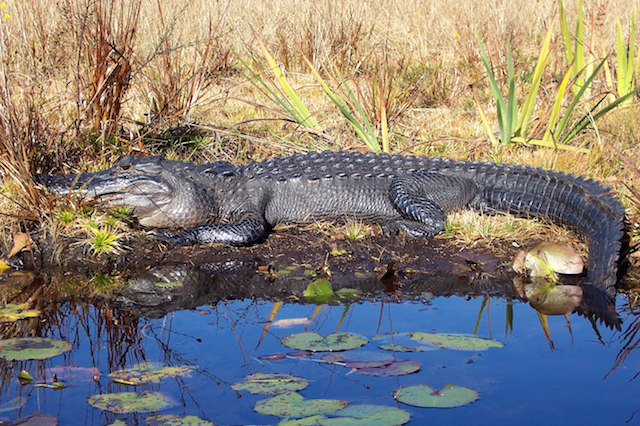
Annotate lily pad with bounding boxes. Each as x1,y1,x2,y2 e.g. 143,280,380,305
372,333,437,352
408,332,504,351
356,360,421,376
279,415,326,425
254,391,348,418
303,279,334,302
321,351,396,369
512,242,584,278
319,404,411,425
394,384,479,408
231,373,310,395
0,337,72,361
146,414,214,426
0,304,40,322
281,332,368,352
87,391,177,413
523,277,584,315
109,365,196,385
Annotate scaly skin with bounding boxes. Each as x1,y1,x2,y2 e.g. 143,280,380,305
38,150,626,297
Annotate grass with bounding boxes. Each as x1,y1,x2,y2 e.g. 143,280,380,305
0,0,638,260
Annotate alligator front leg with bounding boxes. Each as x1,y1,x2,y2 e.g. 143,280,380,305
149,216,266,246
388,172,478,237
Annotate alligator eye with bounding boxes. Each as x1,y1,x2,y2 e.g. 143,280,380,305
120,164,131,171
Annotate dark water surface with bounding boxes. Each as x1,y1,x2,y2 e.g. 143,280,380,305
0,244,639,425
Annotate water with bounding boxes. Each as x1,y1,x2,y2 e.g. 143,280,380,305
0,261,638,425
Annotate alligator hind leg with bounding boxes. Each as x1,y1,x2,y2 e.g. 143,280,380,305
389,172,478,237
149,216,266,246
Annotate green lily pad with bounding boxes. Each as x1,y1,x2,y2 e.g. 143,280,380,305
109,365,196,385
408,332,504,351
0,304,40,322
279,415,326,425
303,279,334,302
356,360,421,376
372,332,437,352
146,414,214,426
87,391,177,413
281,332,368,352
334,288,363,299
231,373,310,395
254,391,348,418
394,384,479,408
0,337,72,361
318,404,411,425
321,351,396,368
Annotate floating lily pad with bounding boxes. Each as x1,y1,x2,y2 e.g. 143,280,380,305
146,414,214,426
14,413,59,426
259,353,287,361
0,337,72,361
408,332,504,351
356,360,421,376
334,288,363,299
303,279,334,302
394,384,479,408
279,415,326,425
231,373,310,395
0,304,40,322
88,391,177,413
318,404,411,425
254,391,348,418
281,332,368,352
321,351,396,369
373,333,437,352
109,365,196,385
522,277,584,316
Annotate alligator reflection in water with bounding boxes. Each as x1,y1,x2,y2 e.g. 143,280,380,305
0,260,636,424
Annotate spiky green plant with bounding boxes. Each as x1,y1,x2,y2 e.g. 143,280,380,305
616,7,639,106
83,226,125,255
237,36,322,132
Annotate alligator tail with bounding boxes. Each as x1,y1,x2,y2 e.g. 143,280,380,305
463,162,625,297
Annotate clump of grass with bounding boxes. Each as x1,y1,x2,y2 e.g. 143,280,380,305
82,226,125,255
344,220,371,241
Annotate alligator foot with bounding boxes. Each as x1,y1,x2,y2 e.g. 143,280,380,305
149,217,267,246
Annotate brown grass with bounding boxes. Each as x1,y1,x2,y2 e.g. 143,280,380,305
0,0,638,256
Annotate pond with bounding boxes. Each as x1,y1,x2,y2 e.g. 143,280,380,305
0,235,638,425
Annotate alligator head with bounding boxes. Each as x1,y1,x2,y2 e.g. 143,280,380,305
38,156,216,228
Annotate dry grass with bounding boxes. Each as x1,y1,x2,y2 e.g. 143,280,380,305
0,0,638,257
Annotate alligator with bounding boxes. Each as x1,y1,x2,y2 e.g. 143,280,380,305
38,150,626,297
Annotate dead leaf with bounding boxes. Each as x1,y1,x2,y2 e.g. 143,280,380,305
9,233,35,258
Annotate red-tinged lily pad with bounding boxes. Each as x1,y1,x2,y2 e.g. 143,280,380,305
318,404,411,426
0,338,72,361
281,332,368,352
394,384,479,408
254,391,347,418
408,332,504,351
512,242,584,278
87,391,177,413
321,351,396,369
109,365,196,385
45,365,101,385
356,360,421,377
0,304,40,322
231,373,310,395
14,413,59,426
372,333,437,352
146,414,214,426
259,353,287,361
